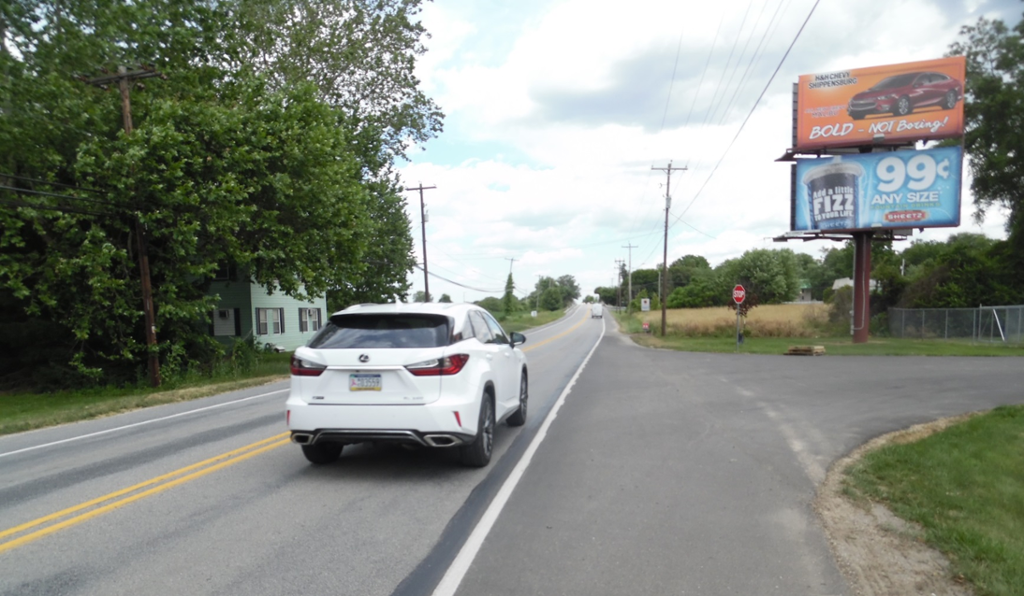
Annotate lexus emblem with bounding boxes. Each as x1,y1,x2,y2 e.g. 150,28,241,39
359,354,370,363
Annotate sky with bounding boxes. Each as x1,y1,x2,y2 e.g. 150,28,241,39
396,0,1022,304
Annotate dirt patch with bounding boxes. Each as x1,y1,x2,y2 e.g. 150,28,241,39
814,414,978,596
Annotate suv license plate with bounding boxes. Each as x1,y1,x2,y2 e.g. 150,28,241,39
349,374,382,392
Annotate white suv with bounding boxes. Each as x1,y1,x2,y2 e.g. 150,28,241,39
286,302,528,467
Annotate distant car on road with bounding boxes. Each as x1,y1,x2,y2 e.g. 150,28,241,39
847,71,961,120
591,303,603,318
286,302,528,467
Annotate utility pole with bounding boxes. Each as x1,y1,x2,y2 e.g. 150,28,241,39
615,259,625,307
505,257,517,275
651,161,686,336
83,65,165,388
621,243,637,304
405,184,436,302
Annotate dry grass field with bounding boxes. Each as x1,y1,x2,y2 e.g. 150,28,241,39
637,303,831,337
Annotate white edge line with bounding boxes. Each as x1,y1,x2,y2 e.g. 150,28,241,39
0,387,289,459
431,316,606,596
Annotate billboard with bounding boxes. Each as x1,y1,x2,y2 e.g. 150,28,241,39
795,57,965,151
792,146,962,233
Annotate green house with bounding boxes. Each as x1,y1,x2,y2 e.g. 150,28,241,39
208,266,328,352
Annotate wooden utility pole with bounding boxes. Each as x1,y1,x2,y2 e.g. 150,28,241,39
615,259,625,307
405,184,436,302
83,65,165,387
621,243,637,304
651,162,687,336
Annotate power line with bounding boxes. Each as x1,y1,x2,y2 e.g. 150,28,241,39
673,0,820,229
413,264,504,294
0,183,120,209
0,173,106,195
0,197,107,217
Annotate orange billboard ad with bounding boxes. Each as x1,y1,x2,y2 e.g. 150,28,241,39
795,56,965,151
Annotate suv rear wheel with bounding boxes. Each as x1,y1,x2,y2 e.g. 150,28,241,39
460,393,494,467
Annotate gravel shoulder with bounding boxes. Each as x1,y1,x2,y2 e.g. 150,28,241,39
814,415,977,596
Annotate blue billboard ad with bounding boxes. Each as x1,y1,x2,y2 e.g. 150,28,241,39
792,146,962,232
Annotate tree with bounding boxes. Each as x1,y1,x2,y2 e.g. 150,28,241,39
530,275,578,309
666,269,728,308
668,255,711,289
475,296,502,314
725,249,800,304
626,268,660,302
438,293,452,303
539,286,563,311
897,233,1013,307
502,274,518,315
0,0,439,385
812,243,855,301
412,290,432,302
949,16,1024,251
555,275,581,303
593,286,618,306
229,0,443,166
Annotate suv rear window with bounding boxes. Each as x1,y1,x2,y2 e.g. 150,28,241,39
307,314,452,349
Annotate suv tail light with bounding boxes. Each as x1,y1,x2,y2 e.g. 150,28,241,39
291,355,326,377
406,354,469,376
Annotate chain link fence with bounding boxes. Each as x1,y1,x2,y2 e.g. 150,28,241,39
888,306,1024,343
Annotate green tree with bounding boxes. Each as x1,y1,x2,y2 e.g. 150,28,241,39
666,269,728,308
626,268,660,302
949,15,1024,252
539,286,563,311
668,255,711,289
593,286,618,306
438,293,452,303
502,273,518,315
725,249,800,304
475,296,502,314
555,274,581,303
811,243,854,301
0,0,440,385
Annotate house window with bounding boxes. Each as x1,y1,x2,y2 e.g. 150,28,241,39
213,309,239,336
256,308,284,335
213,263,236,281
299,308,322,333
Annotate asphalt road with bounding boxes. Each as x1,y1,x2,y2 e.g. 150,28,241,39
2,307,1022,596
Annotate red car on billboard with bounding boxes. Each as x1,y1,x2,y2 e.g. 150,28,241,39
847,71,962,120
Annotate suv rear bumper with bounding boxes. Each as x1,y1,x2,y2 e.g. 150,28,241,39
286,393,482,445
290,428,476,448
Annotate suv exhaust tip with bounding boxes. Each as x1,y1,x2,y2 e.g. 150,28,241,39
291,432,314,445
423,434,462,448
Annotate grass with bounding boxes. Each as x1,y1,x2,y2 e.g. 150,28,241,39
499,308,565,333
0,352,290,436
618,305,1024,357
843,405,1024,596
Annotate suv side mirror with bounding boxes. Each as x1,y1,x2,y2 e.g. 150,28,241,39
510,332,526,347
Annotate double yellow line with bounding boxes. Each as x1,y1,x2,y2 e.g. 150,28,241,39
521,308,592,353
0,433,291,555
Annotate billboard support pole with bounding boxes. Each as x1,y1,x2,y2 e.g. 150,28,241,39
852,232,873,344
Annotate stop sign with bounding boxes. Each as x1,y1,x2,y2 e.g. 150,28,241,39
733,285,745,304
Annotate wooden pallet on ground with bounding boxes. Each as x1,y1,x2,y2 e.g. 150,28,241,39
786,345,826,356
